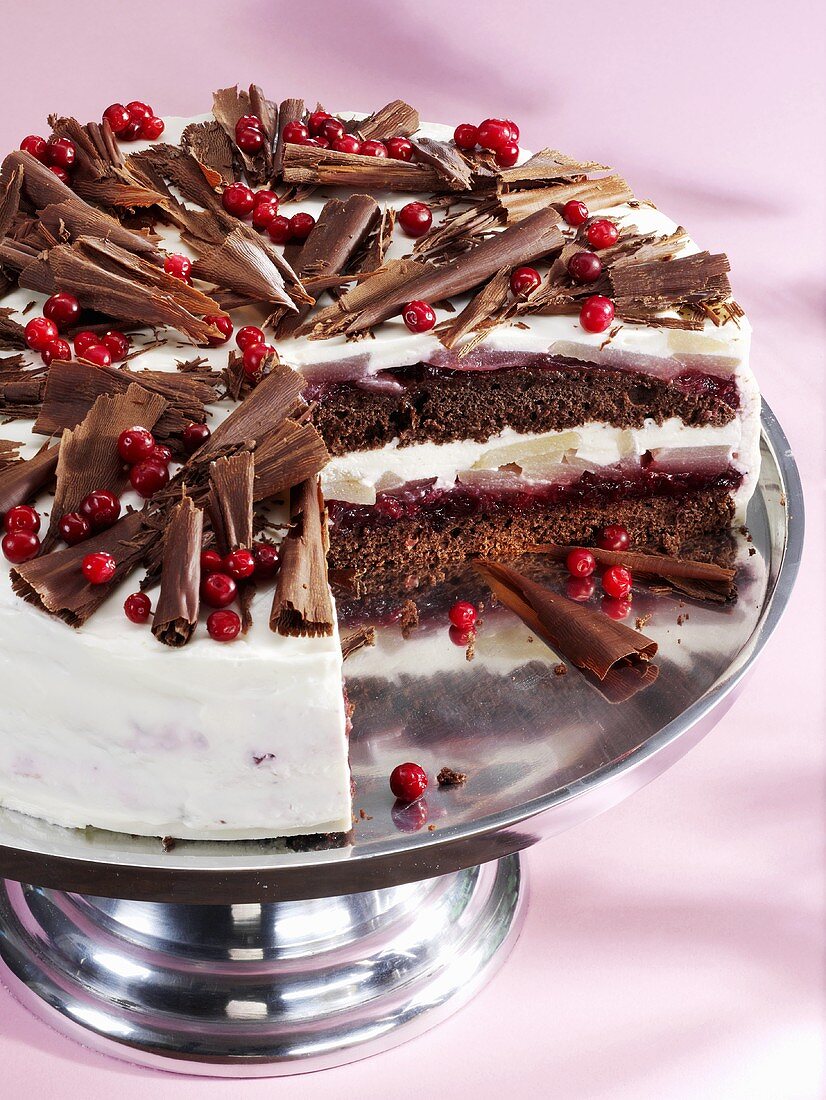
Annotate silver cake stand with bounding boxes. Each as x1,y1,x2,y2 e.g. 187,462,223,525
0,403,803,1076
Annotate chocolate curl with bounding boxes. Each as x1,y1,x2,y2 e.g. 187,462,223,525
11,510,152,629
47,382,167,546
282,142,444,193
252,418,330,503
352,100,419,142
200,361,305,458
437,267,511,352
341,625,376,660
498,173,634,223
474,559,657,684
272,97,305,179
535,545,737,603
410,137,473,191
207,451,254,555
190,226,297,310
0,439,21,470
181,120,236,186
152,496,203,647
271,478,333,638
0,442,59,515
0,163,23,238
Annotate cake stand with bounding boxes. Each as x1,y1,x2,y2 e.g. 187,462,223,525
0,403,803,1076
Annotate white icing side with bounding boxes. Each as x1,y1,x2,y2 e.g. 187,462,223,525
0,112,761,840
321,418,749,506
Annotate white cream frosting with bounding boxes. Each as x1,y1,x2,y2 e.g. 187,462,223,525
0,112,760,841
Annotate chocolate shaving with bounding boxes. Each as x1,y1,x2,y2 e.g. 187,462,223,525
282,142,444,193
48,382,167,544
35,360,214,450
213,85,277,185
207,450,254,554
609,252,732,316
181,120,236,185
341,624,376,660
271,478,333,638
11,510,152,628
272,98,305,179
200,361,305,458
0,307,27,349
353,100,419,142
0,439,21,470
474,559,657,681
252,417,330,503
496,148,609,187
437,267,511,352
307,206,565,335
413,197,502,263
411,137,473,191
534,544,737,603
498,174,634,223
0,163,23,238
351,205,396,276
191,226,297,309
0,442,59,515
152,495,203,647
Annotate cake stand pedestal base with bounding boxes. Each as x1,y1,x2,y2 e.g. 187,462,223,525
0,853,524,1076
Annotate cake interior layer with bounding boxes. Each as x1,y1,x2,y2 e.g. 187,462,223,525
328,484,737,581
307,358,740,457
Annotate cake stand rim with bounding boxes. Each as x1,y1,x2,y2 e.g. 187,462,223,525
0,400,804,901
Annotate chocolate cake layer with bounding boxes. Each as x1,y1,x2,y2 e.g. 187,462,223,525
307,360,739,456
328,486,736,584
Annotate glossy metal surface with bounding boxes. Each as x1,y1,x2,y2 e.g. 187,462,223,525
0,404,804,903
0,855,524,1075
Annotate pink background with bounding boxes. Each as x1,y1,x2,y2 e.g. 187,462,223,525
1,1,824,1095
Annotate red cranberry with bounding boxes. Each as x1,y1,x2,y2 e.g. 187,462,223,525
602,596,632,620
495,141,520,168
120,119,144,142
510,266,541,297
254,189,279,207
601,565,632,599
222,182,256,218
453,123,479,150
117,426,155,464
252,541,279,579
103,104,131,135
567,251,603,284
586,219,619,250
164,253,192,281
207,609,241,641
391,798,429,831
252,200,279,230
182,422,210,452
140,116,165,141
389,762,428,802
80,489,121,531
289,212,315,241
299,137,323,148
266,215,292,244
20,135,48,161
566,548,596,577
321,118,346,143
387,136,414,161
402,300,436,333
282,120,309,144
102,330,130,361
4,505,40,533
44,138,76,170
398,201,433,238
333,135,361,154
83,344,112,367
242,343,274,378
150,444,172,466
579,295,615,334
477,118,511,153
235,325,266,351
597,524,630,551
82,551,116,585
24,317,59,352
201,549,223,574
223,548,255,580
41,338,72,365
236,114,263,133
124,591,151,623
360,140,388,158
201,571,237,608
449,625,473,647
2,530,40,564
48,166,70,184
126,100,152,122
130,460,169,498
449,600,478,631
562,199,589,227
204,314,233,346
43,292,80,329
74,331,100,357
236,125,264,153
59,512,90,545
566,576,596,602
503,120,520,141
308,110,332,136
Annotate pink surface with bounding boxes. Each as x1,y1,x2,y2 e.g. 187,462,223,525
1,1,824,1096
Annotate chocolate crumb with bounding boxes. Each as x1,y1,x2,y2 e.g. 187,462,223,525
161,836,176,853
553,662,567,676
677,614,685,626
635,613,652,631
748,546,756,556
437,766,467,787
427,824,436,831
400,598,419,638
